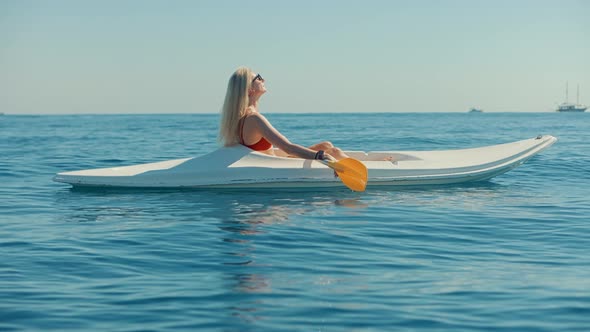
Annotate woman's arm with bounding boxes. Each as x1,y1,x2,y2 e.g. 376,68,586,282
249,113,329,160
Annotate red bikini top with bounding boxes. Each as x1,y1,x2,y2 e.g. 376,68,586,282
238,115,272,151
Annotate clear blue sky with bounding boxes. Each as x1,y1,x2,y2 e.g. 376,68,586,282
1,0,588,114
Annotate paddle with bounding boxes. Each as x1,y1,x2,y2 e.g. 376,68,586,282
321,158,368,192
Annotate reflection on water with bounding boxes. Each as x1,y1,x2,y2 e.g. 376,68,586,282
53,187,368,325
210,190,367,323
51,183,520,326
232,273,271,293
334,198,369,208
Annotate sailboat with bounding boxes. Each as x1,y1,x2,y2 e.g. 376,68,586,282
556,82,587,112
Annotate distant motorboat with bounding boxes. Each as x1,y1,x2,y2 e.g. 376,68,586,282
469,108,483,113
556,83,587,112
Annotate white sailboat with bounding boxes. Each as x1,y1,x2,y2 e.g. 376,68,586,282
556,82,587,112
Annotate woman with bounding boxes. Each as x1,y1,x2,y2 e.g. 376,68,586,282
219,67,348,161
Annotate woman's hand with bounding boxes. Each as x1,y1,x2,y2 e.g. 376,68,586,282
323,153,337,162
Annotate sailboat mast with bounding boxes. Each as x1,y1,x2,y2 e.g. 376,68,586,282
566,81,569,103
577,84,580,104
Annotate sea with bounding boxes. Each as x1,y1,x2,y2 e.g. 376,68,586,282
1,112,589,331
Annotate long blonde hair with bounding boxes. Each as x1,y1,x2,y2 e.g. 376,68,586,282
218,67,253,146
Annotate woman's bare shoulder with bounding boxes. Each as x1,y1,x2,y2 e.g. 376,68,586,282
241,111,270,131
246,112,269,123
251,111,267,119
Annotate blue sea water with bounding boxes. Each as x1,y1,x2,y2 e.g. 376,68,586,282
1,112,589,331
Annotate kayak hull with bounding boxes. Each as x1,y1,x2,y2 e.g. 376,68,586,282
53,135,557,189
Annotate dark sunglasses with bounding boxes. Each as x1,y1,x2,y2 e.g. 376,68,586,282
252,73,264,83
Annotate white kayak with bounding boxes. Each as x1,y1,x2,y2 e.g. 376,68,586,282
53,135,557,189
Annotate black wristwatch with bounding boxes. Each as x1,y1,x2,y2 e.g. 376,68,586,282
314,150,325,160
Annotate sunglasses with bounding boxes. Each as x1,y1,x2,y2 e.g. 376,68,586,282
252,73,264,83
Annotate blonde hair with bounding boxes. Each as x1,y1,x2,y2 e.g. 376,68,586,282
218,67,253,146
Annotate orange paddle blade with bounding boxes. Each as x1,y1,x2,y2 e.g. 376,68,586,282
327,158,368,192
